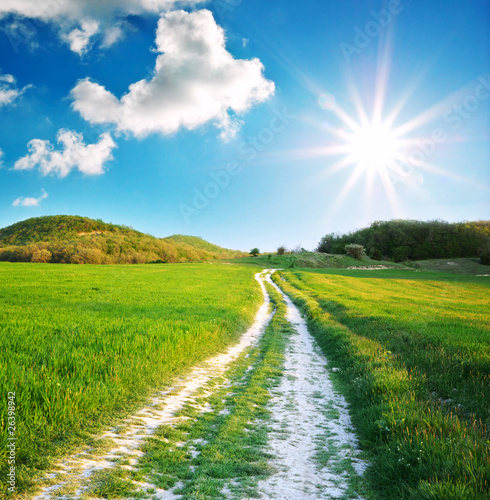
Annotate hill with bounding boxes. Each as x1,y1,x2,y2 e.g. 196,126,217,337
0,216,247,264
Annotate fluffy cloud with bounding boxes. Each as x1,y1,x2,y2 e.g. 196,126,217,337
0,0,205,53
62,20,100,55
14,129,116,177
12,188,48,207
0,73,28,108
72,10,275,139
0,1,205,20
0,148,4,167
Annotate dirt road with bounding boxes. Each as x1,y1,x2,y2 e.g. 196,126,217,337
33,270,366,499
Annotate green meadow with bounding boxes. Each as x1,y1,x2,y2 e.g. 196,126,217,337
1,257,489,499
275,269,490,498
0,262,261,495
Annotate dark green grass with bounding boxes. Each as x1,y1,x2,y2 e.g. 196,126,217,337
274,270,490,499
410,257,490,276
0,262,261,497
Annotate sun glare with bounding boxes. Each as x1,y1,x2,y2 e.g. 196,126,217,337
348,123,399,172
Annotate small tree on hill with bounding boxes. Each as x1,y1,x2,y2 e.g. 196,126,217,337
317,233,334,253
371,249,382,261
345,244,365,260
277,245,286,255
250,248,260,257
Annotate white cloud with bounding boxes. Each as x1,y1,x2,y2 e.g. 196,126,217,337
101,23,126,48
62,20,99,55
0,72,29,108
72,9,274,139
13,188,48,207
0,148,4,167
0,0,206,53
0,1,205,20
14,129,116,177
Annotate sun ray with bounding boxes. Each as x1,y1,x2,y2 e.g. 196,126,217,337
326,163,366,217
373,25,394,126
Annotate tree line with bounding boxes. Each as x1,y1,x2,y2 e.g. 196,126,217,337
317,219,490,263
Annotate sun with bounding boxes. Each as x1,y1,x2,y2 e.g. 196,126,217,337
347,122,400,172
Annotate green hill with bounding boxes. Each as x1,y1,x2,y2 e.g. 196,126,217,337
0,216,247,264
163,234,239,256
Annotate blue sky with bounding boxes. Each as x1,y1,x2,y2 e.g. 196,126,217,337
0,0,488,251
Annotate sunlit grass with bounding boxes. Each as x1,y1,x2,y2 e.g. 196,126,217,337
275,269,490,499
0,262,261,497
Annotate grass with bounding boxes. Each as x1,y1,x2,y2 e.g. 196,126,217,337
0,262,262,497
274,269,490,499
234,252,405,270
410,257,490,275
134,280,292,499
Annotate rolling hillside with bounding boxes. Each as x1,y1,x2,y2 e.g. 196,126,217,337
0,216,247,264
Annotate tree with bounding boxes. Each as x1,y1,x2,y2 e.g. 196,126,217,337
250,248,260,257
479,239,490,266
277,245,286,255
316,233,334,253
345,244,365,260
371,248,382,261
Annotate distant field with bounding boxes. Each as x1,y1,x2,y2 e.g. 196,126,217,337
0,262,261,495
234,251,407,269
275,269,490,499
411,257,490,275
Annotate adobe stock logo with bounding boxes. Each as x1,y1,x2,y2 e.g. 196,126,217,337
179,107,295,223
340,0,412,63
389,74,490,185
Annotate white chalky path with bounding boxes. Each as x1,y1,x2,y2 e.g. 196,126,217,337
256,274,367,499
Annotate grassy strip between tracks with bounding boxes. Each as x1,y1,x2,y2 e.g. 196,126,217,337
273,270,490,500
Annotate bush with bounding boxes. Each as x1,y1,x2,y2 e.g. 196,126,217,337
277,245,286,255
345,244,365,260
250,248,260,257
71,248,104,264
31,249,52,263
371,248,382,261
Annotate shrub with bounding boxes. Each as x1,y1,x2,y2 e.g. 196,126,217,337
277,245,286,255
31,249,52,263
345,244,365,260
70,248,104,264
250,248,260,257
371,248,382,261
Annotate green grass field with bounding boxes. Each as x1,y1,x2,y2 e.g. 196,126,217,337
234,251,407,270
0,262,262,496
410,257,490,276
275,268,490,499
